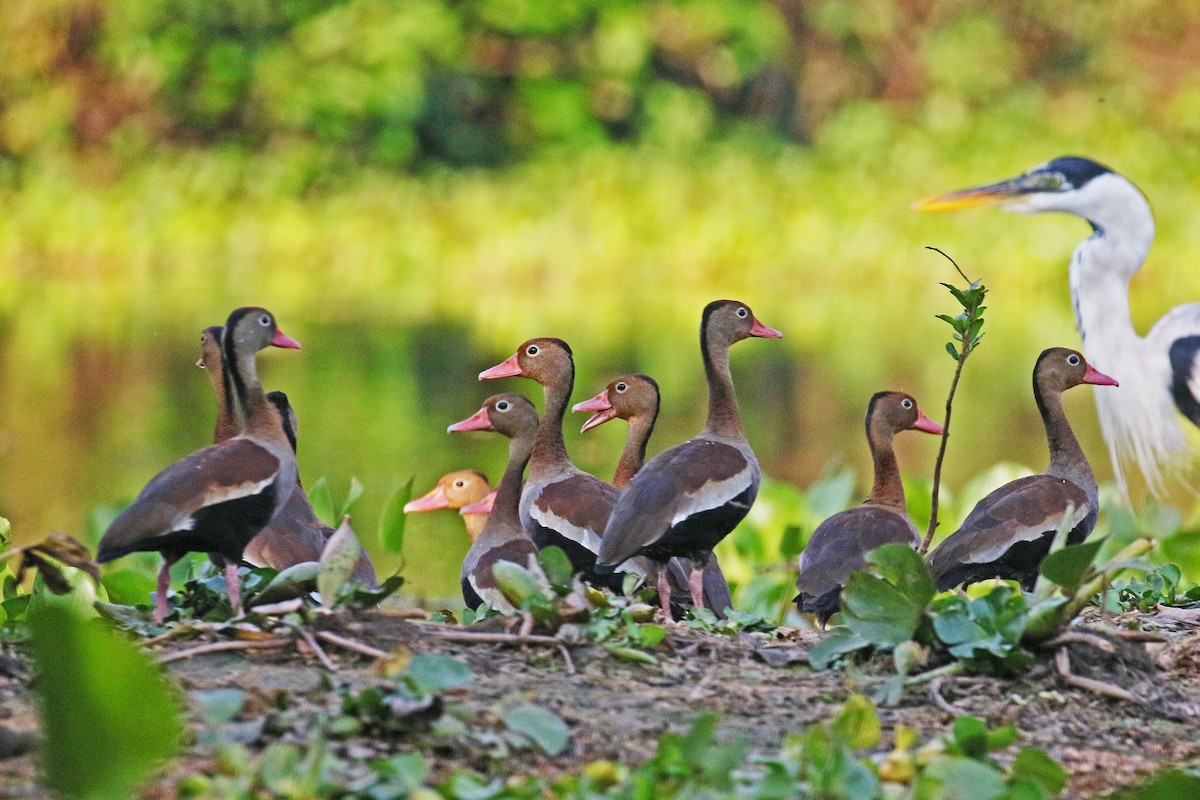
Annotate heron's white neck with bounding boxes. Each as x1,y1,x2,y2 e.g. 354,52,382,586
1060,182,1184,496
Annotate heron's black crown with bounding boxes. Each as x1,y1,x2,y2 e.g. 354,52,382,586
1034,157,1113,190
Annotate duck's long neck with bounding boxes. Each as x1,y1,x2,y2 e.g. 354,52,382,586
207,365,239,444
489,433,535,534
1037,383,1094,490
702,327,744,439
863,422,905,512
222,341,270,436
613,413,656,488
530,370,573,474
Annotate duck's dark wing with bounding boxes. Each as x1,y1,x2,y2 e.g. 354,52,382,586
926,474,1091,586
98,439,282,561
795,506,919,607
598,438,756,565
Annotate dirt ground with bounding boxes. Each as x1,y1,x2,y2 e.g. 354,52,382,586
1,607,1198,799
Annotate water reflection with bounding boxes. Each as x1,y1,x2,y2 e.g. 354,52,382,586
0,313,1100,599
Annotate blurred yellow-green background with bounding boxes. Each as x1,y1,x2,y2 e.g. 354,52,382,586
4,0,1200,601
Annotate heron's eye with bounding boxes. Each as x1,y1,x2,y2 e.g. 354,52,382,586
526,345,540,356
901,398,913,409
259,314,271,327
616,382,627,393
496,400,510,411
1067,354,1081,366
736,307,749,318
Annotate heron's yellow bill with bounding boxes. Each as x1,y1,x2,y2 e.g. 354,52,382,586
912,182,1021,211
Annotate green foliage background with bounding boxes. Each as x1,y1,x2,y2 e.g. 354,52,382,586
4,0,1200,598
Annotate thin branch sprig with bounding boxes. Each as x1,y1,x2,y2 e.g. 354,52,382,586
920,247,987,555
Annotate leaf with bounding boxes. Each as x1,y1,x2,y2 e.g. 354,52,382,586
840,571,924,647
779,525,804,560
191,688,246,725
377,478,413,558
31,533,101,582
807,627,869,669
537,546,574,590
339,476,365,519
607,645,658,665
370,753,428,791
406,653,474,693
952,716,989,759
1011,747,1067,794
946,342,960,360
250,561,320,606
922,756,1008,800
23,552,72,594
866,543,936,608
1039,538,1105,591
634,623,666,648
318,516,362,606
28,603,182,799
504,704,570,756
307,477,334,527
100,569,157,607
831,694,880,749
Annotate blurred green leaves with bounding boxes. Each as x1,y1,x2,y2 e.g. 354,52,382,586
28,603,182,799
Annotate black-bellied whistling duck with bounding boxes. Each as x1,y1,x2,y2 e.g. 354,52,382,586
927,348,1118,591
574,373,734,617
447,394,539,612
97,308,302,621
479,338,625,591
199,328,377,588
257,392,379,588
597,300,782,615
404,470,492,543
794,392,943,626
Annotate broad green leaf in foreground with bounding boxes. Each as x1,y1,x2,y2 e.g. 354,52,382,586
28,604,182,799
378,478,414,557
318,516,362,606
504,704,570,756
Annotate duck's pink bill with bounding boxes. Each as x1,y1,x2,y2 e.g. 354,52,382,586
749,318,783,339
1083,364,1119,387
404,485,451,513
448,406,492,433
272,329,302,350
479,352,522,380
461,491,497,516
572,391,612,414
913,411,944,435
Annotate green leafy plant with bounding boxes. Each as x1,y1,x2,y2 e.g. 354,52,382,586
28,603,183,799
921,252,987,555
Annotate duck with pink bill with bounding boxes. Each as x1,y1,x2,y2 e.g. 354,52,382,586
97,308,301,622
574,372,734,619
404,470,492,544
927,348,1118,591
794,392,942,627
596,300,782,619
197,328,377,588
446,394,540,612
478,338,631,593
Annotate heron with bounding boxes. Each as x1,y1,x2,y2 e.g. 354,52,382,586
916,156,1198,499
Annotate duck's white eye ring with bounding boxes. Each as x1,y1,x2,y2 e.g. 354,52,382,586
736,307,748,318
259,314,271,326
496,400,510,411
616,382,627,393
901,398,913,409
1067,354,1081,366
526,345,539,356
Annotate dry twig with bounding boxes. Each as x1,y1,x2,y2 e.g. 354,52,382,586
298,628,337,671
428,630,564,646
316,630,390,659
1055,648,1138,703
158,638,290,664
929,675,960,716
